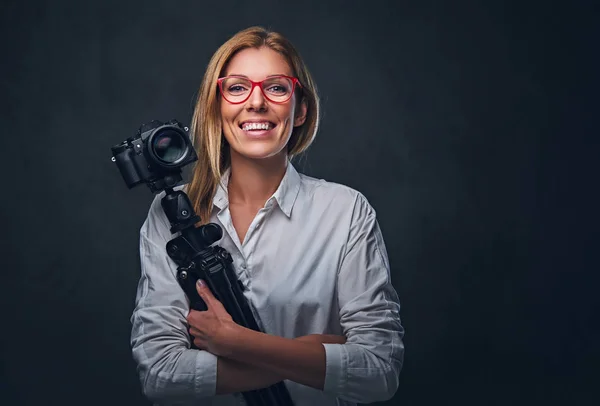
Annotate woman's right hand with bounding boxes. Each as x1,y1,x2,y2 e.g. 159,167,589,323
296,334,347,345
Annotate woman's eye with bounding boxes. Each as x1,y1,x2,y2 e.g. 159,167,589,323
266,85,287,94
228,85,247,93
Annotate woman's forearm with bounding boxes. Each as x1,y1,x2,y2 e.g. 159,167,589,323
216,356,284,394
215,334,345,394
221,328,334,390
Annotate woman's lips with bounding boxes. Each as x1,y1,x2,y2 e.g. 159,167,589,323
241,126,276,138
238,121,277,138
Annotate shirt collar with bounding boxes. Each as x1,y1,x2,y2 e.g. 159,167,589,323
212,161,301,218
212,170,230,211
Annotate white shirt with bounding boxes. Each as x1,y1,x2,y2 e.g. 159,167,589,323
131,162,405,406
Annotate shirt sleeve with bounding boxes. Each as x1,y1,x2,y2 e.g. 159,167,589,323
322,192,405,403
130,193,218,404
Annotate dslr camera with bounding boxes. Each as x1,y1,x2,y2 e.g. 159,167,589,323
111,119,197,193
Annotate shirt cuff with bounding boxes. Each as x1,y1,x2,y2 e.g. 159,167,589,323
322,343,347,396
195,349,218,396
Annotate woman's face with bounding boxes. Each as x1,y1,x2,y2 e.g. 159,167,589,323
220,46,307,161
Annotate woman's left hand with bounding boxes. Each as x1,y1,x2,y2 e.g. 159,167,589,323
186,279,239,357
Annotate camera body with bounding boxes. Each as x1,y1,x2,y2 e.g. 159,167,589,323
111,119,197,193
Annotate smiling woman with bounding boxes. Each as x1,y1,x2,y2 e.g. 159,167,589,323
130,26,405,406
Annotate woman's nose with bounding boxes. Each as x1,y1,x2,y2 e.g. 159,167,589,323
245,85,267,111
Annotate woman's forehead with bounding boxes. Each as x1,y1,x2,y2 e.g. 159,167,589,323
224,47,293,79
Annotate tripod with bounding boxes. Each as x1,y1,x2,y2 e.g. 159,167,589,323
160,187,294,406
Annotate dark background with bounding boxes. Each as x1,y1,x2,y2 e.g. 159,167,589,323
1,0,597,405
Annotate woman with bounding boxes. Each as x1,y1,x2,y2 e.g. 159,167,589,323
131,26,404,405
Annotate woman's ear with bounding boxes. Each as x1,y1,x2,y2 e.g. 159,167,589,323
294,98,308,127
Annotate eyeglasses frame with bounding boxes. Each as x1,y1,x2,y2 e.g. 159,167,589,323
217,75,302,105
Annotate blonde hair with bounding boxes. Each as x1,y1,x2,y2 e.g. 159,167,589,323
185,26,320,224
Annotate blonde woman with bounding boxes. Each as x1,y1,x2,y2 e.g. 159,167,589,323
131,26,404,406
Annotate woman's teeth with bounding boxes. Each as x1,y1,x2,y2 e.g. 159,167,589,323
242,122,272,131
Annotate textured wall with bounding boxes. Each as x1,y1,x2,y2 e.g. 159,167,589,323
1,0,597,405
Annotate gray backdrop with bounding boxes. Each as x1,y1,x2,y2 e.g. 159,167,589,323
1,0,597,405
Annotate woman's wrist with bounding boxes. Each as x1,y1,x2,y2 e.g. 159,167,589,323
216,322,247,358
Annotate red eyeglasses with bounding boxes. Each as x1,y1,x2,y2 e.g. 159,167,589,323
217,75,302,104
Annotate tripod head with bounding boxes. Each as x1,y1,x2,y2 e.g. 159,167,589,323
161,187,223,256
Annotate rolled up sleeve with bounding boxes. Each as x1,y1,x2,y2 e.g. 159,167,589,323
322,193,405,403
130,193,218,404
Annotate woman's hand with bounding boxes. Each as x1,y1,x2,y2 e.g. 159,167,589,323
186,280,240,357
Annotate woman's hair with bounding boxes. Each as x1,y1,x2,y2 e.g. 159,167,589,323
185,26,320,224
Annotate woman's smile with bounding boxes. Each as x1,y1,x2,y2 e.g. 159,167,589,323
238,119,278,139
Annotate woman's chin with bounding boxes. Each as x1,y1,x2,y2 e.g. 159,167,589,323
233,144,287,161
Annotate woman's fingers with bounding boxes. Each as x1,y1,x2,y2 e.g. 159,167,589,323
195,280,231,318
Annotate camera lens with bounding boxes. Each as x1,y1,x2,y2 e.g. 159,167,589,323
151,129,187,164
